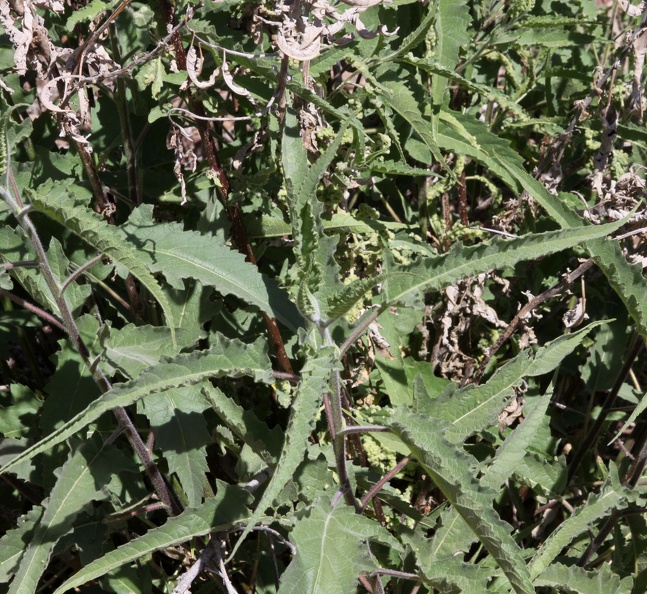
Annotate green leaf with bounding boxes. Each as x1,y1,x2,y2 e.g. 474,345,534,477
512,28,596,47
0,336,272,475
39,315,103,437
584,238,647,340
281,108,309,199
431,0,471,109
481,392,553,491
403,55,529,121
229,347,340,559
103,323,195,379
533,562,632,594
431,111,647,339
27,180,178,346
389,408,535,594
138,384,211,507
404,507,487,592
379,80,447,167
120,205,301,332
528,467,637,580
66,0,119,28
432,323,605,443
246,211,410,239
0,507,43,583
278,496,403,594
166,279,219,345
382,221,627,307
202,383,283,466
0,384,41,439
52,481,252,594
7,435,119,594
380,4,435,62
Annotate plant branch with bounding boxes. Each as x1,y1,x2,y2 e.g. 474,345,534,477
360,456,410,510
340,306,385,357
59,253,104,295
474,258,595,383
1,180,181,515
0,288,66,332
336,425,390,436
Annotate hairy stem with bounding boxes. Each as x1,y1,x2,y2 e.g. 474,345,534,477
1,181,181,515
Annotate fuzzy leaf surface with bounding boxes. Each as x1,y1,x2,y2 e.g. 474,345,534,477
431,0,471,109
0,336,272,475
203,383,283,466
389,409,534,594
432,323,604,442
52,481,252,594
27,180,178,345
382,222,625,307
7,435,117,594
229,347,340,558
529,468,637,579
138,384,211,507
278,496,402,594
0,507,43,583
120,205,301,332
533,562,632,594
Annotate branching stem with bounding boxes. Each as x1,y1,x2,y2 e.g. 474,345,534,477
1,180,181,515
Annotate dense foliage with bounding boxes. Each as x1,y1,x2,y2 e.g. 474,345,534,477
1,0,647,592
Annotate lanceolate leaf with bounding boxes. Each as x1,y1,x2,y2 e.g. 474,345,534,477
528,466,637,580
431,323,605,443
278,496,403,594
27,181,178,345
481,391,553,491
7,435,118,594
52,481,252,594
103,323,195,379
0,336,272,475
246,211,410,239
382,220,627,307
389,408,535,594
120,205,302,332
533,562,631,594
431,0,471,109
0,507,43,583
380,4,435,61
404,56,529,121
229,347,340,559
434,111,647,339
379,80,447,167
331,222,623,325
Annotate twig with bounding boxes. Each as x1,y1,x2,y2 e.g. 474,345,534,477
0,260,38,269
225,525,296,556
0,288,66,332
59,253,104,295
172,538,219,594
360,456,410,510
212,537,240,594
336,425,390,437
324,327,361,512
372,568,421,581
474,259,596,383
